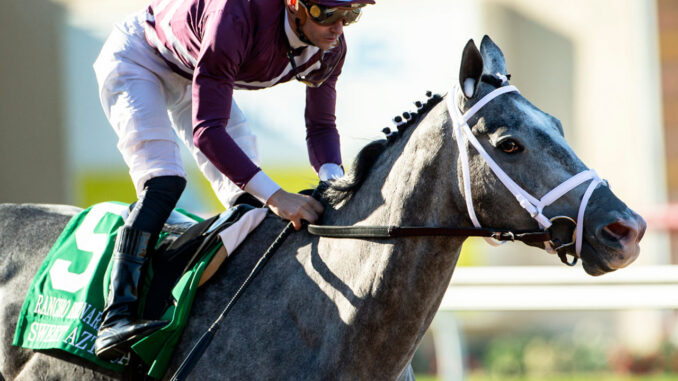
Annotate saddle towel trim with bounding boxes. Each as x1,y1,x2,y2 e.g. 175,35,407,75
199,207,267,286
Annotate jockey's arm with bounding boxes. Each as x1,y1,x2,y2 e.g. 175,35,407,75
191,12,280,197
304,49,346,181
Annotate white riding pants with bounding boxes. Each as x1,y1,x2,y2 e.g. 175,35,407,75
93,11,259,208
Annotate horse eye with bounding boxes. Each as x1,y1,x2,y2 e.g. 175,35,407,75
498,139,522,154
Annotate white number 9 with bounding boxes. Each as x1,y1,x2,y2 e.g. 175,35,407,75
49,203,128,293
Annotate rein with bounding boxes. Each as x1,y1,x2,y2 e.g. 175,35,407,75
307,224,550,243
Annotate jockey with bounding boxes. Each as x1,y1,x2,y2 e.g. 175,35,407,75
92,0,375,360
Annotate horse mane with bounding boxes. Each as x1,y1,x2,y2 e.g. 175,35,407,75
322,92,444,205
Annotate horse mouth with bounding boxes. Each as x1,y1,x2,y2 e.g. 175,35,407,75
582,258,615,276
579,240,616,276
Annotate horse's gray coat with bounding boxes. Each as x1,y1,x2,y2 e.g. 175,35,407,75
0,36,643,380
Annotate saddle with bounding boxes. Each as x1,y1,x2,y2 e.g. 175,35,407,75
142,203,257,320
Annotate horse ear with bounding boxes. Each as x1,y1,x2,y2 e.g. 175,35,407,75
459,39,483,98
479,35,507,76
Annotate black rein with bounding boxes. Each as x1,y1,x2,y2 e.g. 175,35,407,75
307,224,551,243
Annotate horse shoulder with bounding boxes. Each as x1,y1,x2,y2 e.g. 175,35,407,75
170,214,345,379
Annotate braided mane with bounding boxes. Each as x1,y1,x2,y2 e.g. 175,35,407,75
322,92,444,205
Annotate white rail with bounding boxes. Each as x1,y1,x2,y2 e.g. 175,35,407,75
440,265,678,311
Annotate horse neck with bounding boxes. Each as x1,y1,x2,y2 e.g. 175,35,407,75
328,103,467,227
320,103,468,370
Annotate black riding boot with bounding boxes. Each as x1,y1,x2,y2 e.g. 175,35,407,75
94,226,167,360
94,175,186,360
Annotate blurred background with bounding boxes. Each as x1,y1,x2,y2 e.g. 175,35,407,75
1,0,677,379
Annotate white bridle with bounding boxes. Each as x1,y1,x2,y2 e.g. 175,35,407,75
446,83,606,259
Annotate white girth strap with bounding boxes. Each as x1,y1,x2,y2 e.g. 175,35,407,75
446,84,605,257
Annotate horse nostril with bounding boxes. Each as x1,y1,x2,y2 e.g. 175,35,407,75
604,222,630,240
602,220,640,245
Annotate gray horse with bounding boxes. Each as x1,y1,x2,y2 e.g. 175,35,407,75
0,36,644,380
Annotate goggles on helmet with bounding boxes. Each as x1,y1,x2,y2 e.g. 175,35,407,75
298,0,364,26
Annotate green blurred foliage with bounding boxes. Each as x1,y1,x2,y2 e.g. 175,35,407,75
466,330,678,380
468,374,678,381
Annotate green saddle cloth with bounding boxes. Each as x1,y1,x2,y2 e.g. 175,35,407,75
12,202,221,378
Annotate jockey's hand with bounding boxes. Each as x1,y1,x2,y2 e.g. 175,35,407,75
266,189,324,230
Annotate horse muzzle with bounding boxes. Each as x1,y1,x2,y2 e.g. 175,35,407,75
581,206,646,275
596,212,646,268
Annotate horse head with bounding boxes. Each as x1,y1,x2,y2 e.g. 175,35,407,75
453,36,646,276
